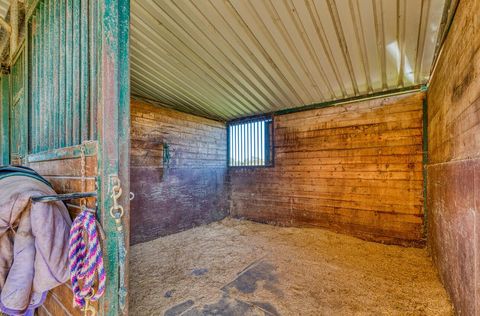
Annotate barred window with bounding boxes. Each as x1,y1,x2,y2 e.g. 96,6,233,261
227,116,273,167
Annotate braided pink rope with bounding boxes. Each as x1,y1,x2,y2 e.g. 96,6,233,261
68,210,106,308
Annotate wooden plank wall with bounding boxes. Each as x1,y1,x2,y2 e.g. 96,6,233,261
229,92,425,246
26,144,98,316
427,0,480,314
130,100,229,245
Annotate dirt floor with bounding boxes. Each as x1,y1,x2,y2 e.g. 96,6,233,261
129,218,452,316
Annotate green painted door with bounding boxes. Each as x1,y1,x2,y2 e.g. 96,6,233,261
10,49,27,164
0,75,10,165
24,0,130,314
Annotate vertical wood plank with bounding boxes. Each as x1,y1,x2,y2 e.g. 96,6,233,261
42,0,49,151
80,0,89,142
48,0,54,149
0,75,9,164
59,0,66,148
72,0,80,145
65,0,73,146
53,0,59,149
40,3,46,151
89,0,98,140
97,0,130,314
33,16,38,153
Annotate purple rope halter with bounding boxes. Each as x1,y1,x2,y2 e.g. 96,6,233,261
68,209,106,308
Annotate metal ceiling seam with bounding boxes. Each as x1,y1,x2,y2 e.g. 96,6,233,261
129,31,238,118
221,0,304,106
265,0,326,102
130,65,216,118
428,0,459,81
131,91,225,123
306,0,347,98
195,0,291,109
160,1,270,111
414,0,429,84
207,0,297,108
130,83,183,113
130,25,246,118
147,0,266,113
131,94,229,125
170,0,277,110
186,0,286,110
130,69,212,119
130,53,233,119
133,3,261,114
130,54,237,120
348,0,373,94
240,0,314,103
196,2,287,109
397,0,407,87
372,0,388,90
287,0,336,100
131,7,257,116
130,69,231,121
241,0,314,103
130,82,162,103
326,0,359,95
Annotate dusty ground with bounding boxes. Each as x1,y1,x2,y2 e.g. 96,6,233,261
129,218,452,316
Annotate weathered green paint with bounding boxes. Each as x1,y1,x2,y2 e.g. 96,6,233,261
80,0,89,142
89,0,99,142
26,141,97,163
26,1,130,314
28,0,95,154
65,0,73,146
58,0,65,148
10,48,28,162
72,0,80,145
0,75,9,165
96,0,130,314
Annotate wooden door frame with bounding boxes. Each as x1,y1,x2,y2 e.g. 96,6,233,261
96,0,130,315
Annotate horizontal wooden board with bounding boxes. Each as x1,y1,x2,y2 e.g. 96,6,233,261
25,145,99,315
426,0,480,314
130,101,228,244
230,92,425,246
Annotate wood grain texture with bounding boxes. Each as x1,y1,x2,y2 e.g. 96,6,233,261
130,100,228,245
230,92,425,246
426,0,480,314
25,146,98,316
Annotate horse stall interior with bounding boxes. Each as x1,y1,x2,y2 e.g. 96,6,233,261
0,1,130,315
127,1,477,315
0,0,478,315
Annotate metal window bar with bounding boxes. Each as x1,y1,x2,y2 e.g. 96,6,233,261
228,117,272,167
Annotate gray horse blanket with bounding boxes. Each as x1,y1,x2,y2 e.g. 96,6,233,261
0,175,71,315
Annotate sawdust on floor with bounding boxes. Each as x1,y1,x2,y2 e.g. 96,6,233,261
129,218,452,316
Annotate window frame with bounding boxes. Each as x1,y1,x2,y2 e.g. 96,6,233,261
226,115,274,169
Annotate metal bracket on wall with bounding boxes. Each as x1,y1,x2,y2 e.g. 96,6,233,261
31,191,97,203
163,143,170,165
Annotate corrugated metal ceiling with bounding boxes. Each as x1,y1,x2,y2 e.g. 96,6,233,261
0,1,454,121
131,0,450,121
0,1,7,19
